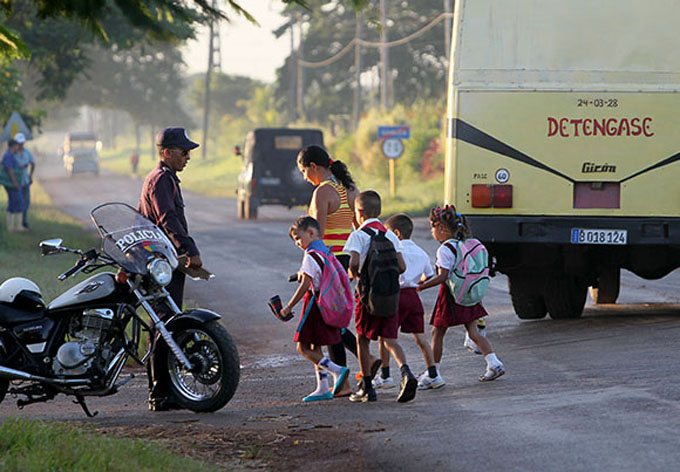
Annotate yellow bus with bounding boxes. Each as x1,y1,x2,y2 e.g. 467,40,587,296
445,0,680,319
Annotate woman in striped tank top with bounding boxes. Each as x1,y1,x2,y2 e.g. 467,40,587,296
297,145,381,396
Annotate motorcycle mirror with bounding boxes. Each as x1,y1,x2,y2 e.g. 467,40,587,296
40,238,64,256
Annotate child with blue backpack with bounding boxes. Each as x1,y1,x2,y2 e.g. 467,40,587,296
417,205,505,383
280,216,351,402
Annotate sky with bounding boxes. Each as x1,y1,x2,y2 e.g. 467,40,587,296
182,1,291,83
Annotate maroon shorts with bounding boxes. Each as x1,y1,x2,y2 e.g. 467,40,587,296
354,291,399,340
430,284,487,328
398,288,424,333
294,291,341,345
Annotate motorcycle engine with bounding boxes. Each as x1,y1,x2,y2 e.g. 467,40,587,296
53,308,114,376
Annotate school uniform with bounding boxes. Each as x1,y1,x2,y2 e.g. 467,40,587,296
430,241,488,327
343,219,402,340
294,241,341,346
398,239,435,333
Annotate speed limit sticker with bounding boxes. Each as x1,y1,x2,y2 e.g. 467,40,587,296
495,168,510,183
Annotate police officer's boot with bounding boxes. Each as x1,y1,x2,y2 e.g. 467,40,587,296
147,355,181,411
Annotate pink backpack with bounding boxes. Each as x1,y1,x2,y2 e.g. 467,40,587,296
443,238,490,306
308,251,353,329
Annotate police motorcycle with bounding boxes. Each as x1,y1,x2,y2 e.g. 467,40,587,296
0,202,239,416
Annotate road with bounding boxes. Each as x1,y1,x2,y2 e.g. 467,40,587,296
3,157,680,471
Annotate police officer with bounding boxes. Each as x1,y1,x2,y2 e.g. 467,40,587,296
138,127,202,411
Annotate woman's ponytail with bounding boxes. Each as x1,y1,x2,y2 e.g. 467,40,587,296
330,160,356,190
297,144,356,190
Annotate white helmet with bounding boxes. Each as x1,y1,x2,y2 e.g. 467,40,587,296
0,278,42,304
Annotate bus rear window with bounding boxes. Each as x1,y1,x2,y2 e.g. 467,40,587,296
274,136,303,150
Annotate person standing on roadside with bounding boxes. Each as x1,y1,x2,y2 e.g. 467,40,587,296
297,145,382,397
138,127,202,411
13,133,35,230
1,139,25,233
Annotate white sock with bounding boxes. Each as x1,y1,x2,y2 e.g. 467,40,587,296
435,363,441,375
485,353,501,368
318,356,343,376
309,370,330,397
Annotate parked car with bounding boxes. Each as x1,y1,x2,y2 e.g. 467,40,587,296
236,128,322,219
62,132,100,176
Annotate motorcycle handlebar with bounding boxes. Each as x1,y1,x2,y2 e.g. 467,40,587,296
58,258,86,281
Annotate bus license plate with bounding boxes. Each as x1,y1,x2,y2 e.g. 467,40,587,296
571,228,627,245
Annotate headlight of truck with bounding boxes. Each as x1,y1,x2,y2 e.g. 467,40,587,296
149,259,173,286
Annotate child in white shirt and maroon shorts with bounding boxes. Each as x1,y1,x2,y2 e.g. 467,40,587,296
368,214,445,391
343,191,417,403
280,216,350,402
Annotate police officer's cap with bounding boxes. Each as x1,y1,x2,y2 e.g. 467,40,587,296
156,127,199,151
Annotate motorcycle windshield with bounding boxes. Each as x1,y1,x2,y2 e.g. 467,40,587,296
90,202,178,274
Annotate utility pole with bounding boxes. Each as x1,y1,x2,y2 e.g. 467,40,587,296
296,15,305,121
288,23,297,123
352,13,363,130
379,0,390,110
444,0,452,61
201,0,222,159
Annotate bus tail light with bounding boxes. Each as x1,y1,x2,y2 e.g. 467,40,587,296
492,185,513,208
471,185,492,207
471,184,513,208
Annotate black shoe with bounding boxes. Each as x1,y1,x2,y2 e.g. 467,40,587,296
397,375,417,403
349,387,377,403
148,395,182,411
355,358,383,389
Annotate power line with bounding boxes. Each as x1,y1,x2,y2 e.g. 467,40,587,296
297,12,453,69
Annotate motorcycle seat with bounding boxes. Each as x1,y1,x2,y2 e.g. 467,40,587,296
0,303,45,324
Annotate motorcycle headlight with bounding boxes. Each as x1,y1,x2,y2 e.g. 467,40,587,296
149,259,173,286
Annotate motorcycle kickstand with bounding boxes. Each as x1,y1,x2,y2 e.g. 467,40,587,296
73,394,98,418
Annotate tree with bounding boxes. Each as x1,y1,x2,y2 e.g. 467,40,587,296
274,0,448,125
66,40,193,154
1,0,367,57
188,72,262,120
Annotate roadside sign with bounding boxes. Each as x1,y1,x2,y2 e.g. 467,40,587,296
382,138,404,159
378,125,410,140
0,110,32,141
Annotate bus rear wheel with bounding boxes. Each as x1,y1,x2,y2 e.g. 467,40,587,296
508,275,547,319
545,276,588,319
589,267,620,304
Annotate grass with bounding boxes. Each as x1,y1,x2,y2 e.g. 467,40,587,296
0,418,217,472
0,182,100,301
99,136,444,218
99,143,242,198
0,190,220,471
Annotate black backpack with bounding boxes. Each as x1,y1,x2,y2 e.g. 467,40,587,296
358,227,400,317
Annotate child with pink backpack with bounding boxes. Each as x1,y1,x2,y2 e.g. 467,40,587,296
279,216,352,402
417,205,505,384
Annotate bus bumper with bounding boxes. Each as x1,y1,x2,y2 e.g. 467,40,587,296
467,216,680,246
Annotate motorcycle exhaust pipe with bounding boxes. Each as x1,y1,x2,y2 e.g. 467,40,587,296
0,365,87,385
0,365,41,381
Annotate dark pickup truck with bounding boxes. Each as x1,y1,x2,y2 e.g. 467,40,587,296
236,128,322,219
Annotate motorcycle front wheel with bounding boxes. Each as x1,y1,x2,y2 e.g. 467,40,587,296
166,321,240,412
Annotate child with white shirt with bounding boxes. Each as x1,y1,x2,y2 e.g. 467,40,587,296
280,216,350,402
371,214,445,390
343,191,417,403
417,205,505,383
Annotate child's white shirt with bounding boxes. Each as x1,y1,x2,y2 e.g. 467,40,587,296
435,242,457,272
299,252,323,291
342,218,402,270
399,239,435,288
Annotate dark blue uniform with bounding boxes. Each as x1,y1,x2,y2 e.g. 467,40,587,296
138,161,199,313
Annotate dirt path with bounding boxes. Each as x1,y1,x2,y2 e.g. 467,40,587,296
4,156,680,471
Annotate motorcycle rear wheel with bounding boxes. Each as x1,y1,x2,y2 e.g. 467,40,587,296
166,321,239,412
